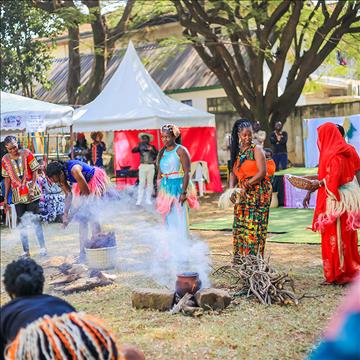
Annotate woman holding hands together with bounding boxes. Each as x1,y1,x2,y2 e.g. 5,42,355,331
227,119,272,259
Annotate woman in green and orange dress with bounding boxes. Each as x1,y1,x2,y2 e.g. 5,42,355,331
228,119,272,257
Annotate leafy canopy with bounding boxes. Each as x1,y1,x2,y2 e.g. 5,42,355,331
0,0,63,97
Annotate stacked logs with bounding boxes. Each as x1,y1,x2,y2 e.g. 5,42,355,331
213,255,298,305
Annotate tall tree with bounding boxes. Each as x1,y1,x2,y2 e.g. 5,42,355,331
0,0,62,97
172,0,360,135
32,0,135,104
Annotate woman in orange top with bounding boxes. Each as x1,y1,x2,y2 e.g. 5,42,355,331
229,119,272,258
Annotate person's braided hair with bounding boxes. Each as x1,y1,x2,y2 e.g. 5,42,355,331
229,119,253,170
4,258,44,297
46,161,66,178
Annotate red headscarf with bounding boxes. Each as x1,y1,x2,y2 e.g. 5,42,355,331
313,122,359,230
317,122,356,188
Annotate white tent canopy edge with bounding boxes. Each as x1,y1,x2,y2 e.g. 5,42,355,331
73,41,215,132
1,91,73,139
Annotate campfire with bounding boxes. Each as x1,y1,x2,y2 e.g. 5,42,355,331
132,271,232,316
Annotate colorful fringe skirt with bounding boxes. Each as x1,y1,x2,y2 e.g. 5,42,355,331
156,177,199,238
5,312,122,360
72,167,110,197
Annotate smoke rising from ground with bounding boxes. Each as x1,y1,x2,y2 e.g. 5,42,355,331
1,188,211,288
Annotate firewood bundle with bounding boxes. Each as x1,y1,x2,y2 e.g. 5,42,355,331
213,255,298,305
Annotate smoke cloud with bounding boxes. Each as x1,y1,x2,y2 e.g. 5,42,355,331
1,188,211,289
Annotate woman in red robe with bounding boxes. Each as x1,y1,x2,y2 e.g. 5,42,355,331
310,122,360,284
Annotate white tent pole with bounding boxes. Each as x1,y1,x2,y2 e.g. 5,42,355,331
70,125,74,159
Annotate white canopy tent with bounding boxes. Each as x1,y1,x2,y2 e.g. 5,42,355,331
74,41,215,131
0,91,73,140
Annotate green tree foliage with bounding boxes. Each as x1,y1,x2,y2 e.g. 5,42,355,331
0,0,62,97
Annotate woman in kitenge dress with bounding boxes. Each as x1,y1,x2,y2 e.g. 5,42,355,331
228,119,272,259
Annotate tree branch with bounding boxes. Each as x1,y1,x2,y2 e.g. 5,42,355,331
108,0,135,42
348,26,360,33
263,0,291,39
264,0,303,111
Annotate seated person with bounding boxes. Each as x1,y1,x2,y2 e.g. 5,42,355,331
0,258,144,360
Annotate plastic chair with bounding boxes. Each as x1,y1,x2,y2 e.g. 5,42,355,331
192,162,208,197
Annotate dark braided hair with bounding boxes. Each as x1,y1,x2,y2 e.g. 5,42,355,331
229,119,253,169
4,258,45,297
46,160,66,178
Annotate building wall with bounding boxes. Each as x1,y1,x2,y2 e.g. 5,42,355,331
171,89,360,166
285,100,360,165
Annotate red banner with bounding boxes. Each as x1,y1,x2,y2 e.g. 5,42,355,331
114,127,222,192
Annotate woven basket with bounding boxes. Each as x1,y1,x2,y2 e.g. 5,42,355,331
85,246,117,270
286,175,314,190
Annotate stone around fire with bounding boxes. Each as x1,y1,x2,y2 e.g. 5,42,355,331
132,288,175,311
195,288,232,310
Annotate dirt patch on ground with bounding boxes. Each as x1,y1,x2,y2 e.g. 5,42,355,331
0,194,345,360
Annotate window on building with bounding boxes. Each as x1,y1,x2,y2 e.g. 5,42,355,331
207,97,235,113
181,99,193,106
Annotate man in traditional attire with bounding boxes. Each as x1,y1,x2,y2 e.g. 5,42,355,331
1,136,46,257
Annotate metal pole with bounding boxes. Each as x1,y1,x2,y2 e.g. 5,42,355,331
70,125,74,159
46,132,50,163
56,135,59,160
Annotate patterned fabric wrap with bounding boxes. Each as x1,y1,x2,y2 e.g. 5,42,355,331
38,176,65,223
1,149,41,204
232,144,272,256
72,166,110,197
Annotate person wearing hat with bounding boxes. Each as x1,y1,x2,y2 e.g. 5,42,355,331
132,133,158,205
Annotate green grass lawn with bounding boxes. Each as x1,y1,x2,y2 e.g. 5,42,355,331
190,208,321,244
275,167,318,176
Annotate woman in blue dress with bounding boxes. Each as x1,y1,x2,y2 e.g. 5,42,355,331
46,160,110,262
156,124,199,238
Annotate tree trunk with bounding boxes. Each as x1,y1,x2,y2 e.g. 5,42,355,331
67,26,81,105
78,11,106,104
